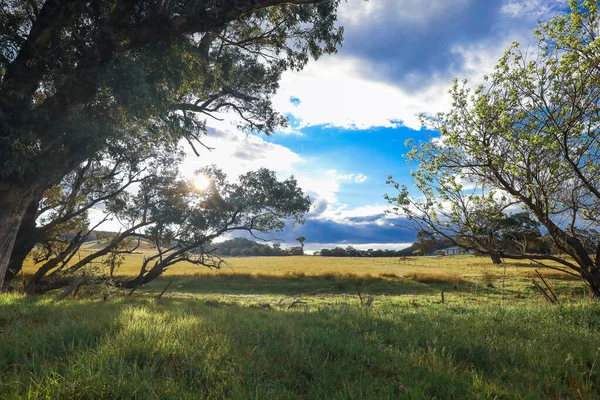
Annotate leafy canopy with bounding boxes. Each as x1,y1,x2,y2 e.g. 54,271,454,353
386,1,600,296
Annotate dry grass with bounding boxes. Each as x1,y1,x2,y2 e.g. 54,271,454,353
404,271,463,286
21,253,577,289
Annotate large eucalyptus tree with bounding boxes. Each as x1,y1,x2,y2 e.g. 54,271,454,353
0,0,342,290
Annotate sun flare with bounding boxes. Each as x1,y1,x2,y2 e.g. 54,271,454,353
192,174,211,190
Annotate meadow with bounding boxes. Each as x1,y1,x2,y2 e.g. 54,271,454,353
3,255,599,399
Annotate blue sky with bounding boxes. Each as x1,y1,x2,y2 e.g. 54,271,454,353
175,0,569,252
91,0,567,252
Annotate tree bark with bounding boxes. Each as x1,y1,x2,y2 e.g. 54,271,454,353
4,201,40,285
584,268,600,299
490,252,502,265
120,263,166,289
0,185,40,291
28,232,83,285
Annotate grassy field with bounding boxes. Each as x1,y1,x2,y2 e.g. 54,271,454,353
5,255,600,399
22,252,588,305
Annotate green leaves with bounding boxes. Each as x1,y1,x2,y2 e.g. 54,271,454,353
387,3,600,291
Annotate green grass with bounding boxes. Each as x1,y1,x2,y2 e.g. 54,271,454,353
5,255,600,398
0,294,599,399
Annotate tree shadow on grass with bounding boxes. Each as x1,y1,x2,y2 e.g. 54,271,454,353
1,294,599,399
133,272,472,297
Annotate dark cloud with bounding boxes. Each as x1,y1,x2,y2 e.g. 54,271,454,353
232,150,256,160
346,213,387,223
338,0,546,91
279,217,416,244
206,127,229,139
306,197,329,217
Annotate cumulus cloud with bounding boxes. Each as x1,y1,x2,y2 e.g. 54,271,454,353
272,48,508,130
273,0,560,131
337,0,557,90
179,128,301,179
354,173,368,183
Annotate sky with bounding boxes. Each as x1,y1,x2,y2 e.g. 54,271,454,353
99,0,569,253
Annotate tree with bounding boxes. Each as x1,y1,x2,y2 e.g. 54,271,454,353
0,0,342,291
4,135,181,289
25,166,310,290
296,235,306,254
122,167,310,289
387,2,600,297
414,230,438,256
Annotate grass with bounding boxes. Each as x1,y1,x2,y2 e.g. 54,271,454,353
1,295,599,399
5,255,599,398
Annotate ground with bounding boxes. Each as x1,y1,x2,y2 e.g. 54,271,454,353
2,255,599,399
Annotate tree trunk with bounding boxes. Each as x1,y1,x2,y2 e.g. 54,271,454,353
583,268,600,299
0,185,40,291
120,261,168,289
490,252,502,264
4,200,40,285
28,231,83,285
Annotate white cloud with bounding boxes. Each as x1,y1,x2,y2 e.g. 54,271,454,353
317,203,393,226
354,173,368,183
179,129,301,180
273,56,430,130
272,42,519,132
323,169,368,184
339,0,469,27
501,0,564,19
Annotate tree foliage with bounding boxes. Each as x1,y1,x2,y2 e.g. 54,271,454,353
0,0,342,290
21,165,310,291
386,1,600,297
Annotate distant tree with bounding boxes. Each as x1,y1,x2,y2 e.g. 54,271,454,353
273,242,283,255
414,230,438,256
289,246,303,256
241,248,252,257
387,3,600,297
296,236,307,255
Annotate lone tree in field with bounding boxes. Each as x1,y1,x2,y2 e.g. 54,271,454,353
0,0,342,291
386,1,600,298
296,236,306,254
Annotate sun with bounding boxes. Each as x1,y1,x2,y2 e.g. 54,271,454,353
192,174,211,190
